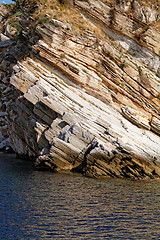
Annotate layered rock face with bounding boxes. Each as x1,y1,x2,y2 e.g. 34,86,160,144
0,0,160,179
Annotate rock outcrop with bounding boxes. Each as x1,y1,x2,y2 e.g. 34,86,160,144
0,0,160,179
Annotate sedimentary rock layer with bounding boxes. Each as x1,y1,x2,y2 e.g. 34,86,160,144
0,0,160,179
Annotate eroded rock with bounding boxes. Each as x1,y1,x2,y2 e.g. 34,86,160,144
0,1,160,179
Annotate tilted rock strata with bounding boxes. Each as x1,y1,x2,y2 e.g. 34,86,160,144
6,56,160,179
75,0,160,55
0,1,160,179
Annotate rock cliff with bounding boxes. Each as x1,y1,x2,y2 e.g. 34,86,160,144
0,0,160,179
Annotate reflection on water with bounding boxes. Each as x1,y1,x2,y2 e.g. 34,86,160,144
0,153,160,239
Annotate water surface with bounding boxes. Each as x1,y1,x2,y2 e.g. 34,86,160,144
0,152,160,239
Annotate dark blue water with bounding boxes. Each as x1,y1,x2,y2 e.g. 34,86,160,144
0,153,160,239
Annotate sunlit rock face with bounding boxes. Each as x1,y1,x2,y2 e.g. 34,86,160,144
0,0,160,179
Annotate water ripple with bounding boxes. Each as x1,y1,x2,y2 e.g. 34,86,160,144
0,153,160,239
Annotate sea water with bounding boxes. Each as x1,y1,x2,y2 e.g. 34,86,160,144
0,152,160,239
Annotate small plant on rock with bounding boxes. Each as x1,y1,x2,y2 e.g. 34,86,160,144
120,61,127,69
13,0,38,13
